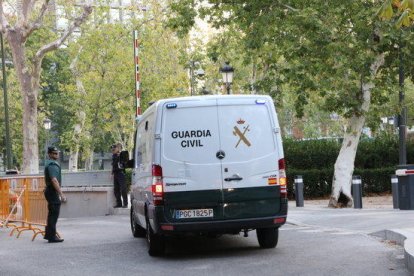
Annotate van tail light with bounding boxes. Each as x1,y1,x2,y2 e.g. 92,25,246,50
278,158,287,198
152,164,164,206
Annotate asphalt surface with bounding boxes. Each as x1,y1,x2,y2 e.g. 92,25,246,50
0,209,410,276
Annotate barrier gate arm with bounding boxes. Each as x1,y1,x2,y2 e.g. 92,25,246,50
396,169,414,176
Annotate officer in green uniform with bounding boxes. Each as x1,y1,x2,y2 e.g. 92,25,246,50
44,146,66,243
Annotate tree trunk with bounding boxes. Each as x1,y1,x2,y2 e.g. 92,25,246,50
68,55,87,172
7,32,39,174
68,149,79,172
329,54,385,208
329,115,366,207
84,148,94,171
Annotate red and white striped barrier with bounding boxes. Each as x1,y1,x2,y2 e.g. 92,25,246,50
133,30,141,117
395,169,414,176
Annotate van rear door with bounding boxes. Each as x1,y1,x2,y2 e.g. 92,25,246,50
217,97,281,219
161,99,224,222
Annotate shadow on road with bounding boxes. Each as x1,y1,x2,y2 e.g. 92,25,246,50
158,234,267,259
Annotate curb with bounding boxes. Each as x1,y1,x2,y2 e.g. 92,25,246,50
371,229,414,274
111,207,130,216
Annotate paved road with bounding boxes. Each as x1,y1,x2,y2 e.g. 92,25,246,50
0,215,409,275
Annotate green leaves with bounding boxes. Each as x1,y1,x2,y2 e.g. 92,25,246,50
396,9,412,27
377,0,394,20
378,0,414,27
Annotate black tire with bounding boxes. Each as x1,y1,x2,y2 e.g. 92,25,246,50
256,227,279,248
146,219,165,256
130,206,146,238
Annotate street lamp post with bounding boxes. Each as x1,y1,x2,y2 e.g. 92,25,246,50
398,42,407,165
219,61,234,95
1,32,12,170
189,61,205,96
43,118,51,166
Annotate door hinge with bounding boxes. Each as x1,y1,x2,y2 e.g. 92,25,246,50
273,127,280,134
154,134,161,139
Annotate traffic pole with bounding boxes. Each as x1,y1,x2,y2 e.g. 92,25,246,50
352,175,363,209
391,175,399,209
294,175,304,207
133,30,141,117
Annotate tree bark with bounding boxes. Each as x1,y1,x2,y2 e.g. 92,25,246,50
68,115,85,172
68,149,79,172
84,148,94,171
7,31,39,173
329,53,385,208
68,53,86,172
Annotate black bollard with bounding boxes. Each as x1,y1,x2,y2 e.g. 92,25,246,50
294,175,304,207
352,175,363,209
391,175,399,209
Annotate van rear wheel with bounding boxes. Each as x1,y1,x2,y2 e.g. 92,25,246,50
146,219,165,256
130,207,146,238
256,227,279,248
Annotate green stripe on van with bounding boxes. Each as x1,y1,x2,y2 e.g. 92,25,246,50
223,186,281,219
163,186,281,221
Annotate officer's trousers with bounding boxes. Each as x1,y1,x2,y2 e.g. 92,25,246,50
45,203,61,239
114,172,128,206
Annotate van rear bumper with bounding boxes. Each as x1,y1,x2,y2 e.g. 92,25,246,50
158,215,287,234
149,198,288,234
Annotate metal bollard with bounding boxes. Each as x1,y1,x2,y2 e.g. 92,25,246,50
391,175,399,209
294,175,304,207
352,175,363,209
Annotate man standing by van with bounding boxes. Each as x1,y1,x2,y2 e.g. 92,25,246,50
44,146,65,243
111,143,128,208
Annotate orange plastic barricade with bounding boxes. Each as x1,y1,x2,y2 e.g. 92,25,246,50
0,178,17,229
0,176,55,241
0,178,9,227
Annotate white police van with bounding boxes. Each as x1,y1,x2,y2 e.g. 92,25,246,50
129,95,287,256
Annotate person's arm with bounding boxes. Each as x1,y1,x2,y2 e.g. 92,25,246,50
50,176,66,202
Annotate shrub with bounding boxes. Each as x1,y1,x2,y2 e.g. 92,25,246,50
284,138,340,170
354,167,395,194
284,134,411,170
287,168,333,199
286,167,395,199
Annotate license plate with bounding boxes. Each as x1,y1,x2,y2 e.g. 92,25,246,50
175,209,214,219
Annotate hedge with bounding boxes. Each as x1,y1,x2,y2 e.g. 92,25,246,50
287,167,395,199
284,135,414,170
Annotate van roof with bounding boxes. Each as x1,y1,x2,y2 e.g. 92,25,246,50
136,94,274,123
153,94,272,107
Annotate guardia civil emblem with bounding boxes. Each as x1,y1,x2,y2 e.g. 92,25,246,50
233,118,251,148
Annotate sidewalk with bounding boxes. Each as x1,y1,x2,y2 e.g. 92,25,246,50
288,196,414,274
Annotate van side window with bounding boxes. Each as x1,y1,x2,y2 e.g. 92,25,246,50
135,114,154,171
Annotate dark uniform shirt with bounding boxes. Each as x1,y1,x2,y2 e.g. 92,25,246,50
44,159,62,204
112,154,125,174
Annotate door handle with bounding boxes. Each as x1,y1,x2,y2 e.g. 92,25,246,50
224,174,243,181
